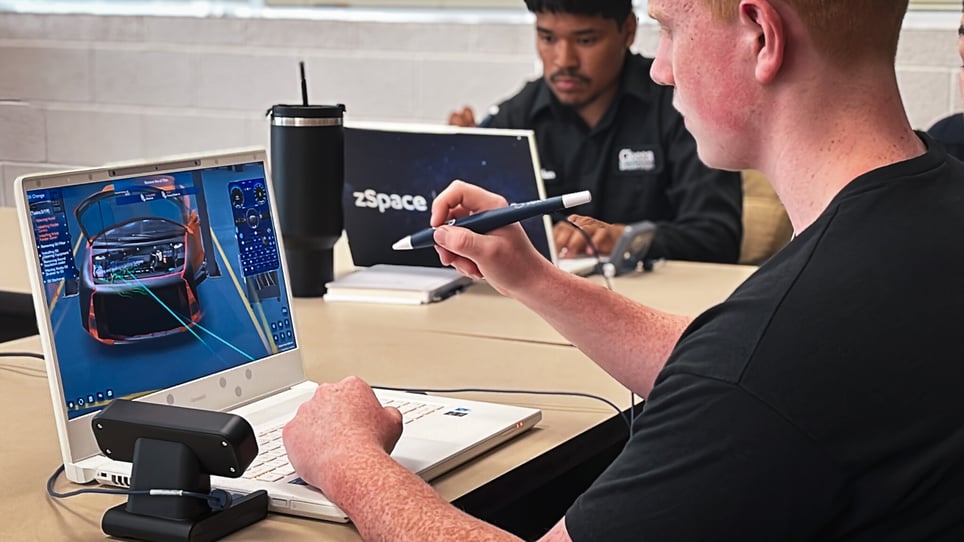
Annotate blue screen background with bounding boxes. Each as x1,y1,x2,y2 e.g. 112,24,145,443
26,162,297,420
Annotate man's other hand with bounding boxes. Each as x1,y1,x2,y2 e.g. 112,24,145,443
553,215,626,257
448,106,477,127
282,377,403,497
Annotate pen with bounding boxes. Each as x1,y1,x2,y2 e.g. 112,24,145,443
392,190,592,250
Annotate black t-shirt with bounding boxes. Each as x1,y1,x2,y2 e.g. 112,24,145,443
485,53,743,264
566,133,964,541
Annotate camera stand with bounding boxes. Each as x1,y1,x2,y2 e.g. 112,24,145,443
102,438,268,542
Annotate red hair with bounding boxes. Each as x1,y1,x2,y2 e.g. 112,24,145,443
704,0,909,66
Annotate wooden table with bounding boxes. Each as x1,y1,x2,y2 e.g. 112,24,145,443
0,207,756,540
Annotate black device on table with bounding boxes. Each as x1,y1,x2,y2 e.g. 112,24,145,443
603,220,657,276
91,399,269,542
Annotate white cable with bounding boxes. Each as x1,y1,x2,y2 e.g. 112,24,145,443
602,261,617,292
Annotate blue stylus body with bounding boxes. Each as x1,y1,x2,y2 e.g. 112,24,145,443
392,190,592,251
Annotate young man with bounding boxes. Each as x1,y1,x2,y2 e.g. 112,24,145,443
284,1,964,540
927,6,964,161
449,0,743,264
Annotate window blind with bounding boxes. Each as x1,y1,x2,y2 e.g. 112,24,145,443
908,0,959,10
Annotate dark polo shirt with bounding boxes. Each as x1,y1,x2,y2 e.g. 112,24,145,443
485,52,742,263
928,113,964,163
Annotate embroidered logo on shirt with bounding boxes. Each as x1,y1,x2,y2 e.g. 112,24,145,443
540,168,557,181
618,148,657,172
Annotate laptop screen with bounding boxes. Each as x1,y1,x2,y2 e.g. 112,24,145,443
24,160,296,420
343,123,554,268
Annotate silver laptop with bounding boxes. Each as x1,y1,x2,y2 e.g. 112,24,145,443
343,121,597,275
14,148,542,523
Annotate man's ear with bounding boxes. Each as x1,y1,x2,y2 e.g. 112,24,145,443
623,13,638,48
740,0,785,83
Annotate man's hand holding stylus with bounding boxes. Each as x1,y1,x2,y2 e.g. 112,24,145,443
432,180,555,295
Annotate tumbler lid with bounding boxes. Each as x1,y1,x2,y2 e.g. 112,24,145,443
269,104,345,126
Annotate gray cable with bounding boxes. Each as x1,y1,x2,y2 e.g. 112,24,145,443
374,385,632,430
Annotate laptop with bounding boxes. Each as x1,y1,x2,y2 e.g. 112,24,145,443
343,121,597,275
14,148,542,523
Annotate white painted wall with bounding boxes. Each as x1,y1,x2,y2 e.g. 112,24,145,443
0,10,959,206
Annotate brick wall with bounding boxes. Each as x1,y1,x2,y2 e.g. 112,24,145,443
0,11,959,207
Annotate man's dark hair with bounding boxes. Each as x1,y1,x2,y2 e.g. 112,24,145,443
524,0,634,24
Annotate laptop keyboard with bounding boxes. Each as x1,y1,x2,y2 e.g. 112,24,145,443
241,397,444,482
381,398,444,422
244,425,294,482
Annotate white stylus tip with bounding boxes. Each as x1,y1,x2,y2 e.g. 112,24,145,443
562,190,592,208
392,237,412,251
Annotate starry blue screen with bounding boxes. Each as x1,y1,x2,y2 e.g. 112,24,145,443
343,128,553,267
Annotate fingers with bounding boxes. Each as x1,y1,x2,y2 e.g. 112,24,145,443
379,406,404,452
435,244,484,279
430,180,507,227
598,223,626,255
447,106,476,127
592,226,613,255
331,377,403,451
563,215,628,255
447,111,465,126
383,406,403,425
435,245,456,266
282,376,407,493
552,221,576,257
569,234,590,256
433,226,487,277
559,226,589,256
554,215,592,256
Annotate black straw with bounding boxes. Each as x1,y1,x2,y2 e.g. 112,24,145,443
299,61,309,106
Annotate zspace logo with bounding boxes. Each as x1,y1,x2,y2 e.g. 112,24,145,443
353,189,429,214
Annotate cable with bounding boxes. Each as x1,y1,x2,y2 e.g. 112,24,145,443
0,351,46,379
598,265,638,432
553,213,604,258
374,385,632,430
553,215,616,290
0,351,44,360
547,219,637,432
571,229,636,432
601,260,617,296
46,464,233,511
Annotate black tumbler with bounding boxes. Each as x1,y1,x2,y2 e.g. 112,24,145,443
269,104,345,297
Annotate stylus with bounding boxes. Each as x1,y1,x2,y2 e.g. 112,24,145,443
392,190,592,251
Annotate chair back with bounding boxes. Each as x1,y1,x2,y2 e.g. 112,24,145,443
739,170,793,265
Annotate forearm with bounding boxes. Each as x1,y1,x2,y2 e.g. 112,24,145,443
511,266,692,398
329,448,524,542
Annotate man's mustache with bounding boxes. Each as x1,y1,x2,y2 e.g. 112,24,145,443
549,70,590,84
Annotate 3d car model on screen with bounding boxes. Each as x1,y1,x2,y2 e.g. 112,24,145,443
74,184,207,344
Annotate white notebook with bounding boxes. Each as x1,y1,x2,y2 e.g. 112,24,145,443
324,264,473,305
